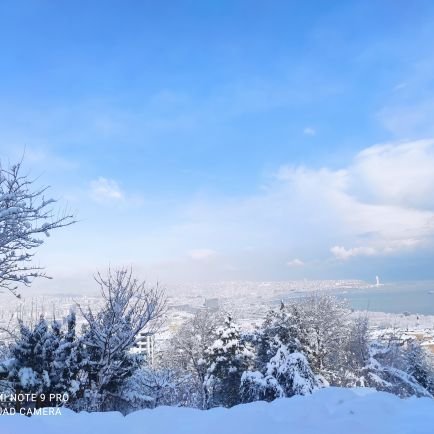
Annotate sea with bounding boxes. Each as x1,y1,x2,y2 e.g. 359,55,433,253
333,281,434,316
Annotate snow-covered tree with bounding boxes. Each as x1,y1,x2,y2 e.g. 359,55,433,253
294,294,351,382
52,311,84,400
242,302,318,403
240,343,318,404
265,344,317,396
11,317,53,399
168,309,222,408
0,160,75,297
2,317,79,407
366,332,433,398
116,367,156,412
204,315,253,408
336,315,371,387
78,268,166,410
252,301,307,372
116,365,197,414
0,356,15,410
240,370,283,403
404,340,434,393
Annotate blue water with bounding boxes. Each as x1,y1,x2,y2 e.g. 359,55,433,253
334,281,434,315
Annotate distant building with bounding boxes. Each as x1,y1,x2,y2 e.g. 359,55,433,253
134,331,155,366
204,298,220,310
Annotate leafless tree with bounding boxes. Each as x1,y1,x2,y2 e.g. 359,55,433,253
77,267,167,408
168,309,222,408
0,159,75,297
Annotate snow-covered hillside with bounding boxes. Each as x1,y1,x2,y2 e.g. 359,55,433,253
1,387,433,434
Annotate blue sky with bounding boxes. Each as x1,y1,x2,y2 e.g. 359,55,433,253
1,1,434,292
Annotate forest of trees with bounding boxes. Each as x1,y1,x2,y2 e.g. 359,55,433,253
0,159,433,415
0,291,433,414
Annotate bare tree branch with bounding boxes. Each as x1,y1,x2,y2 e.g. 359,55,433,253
0,160,76,297
76,267,167,405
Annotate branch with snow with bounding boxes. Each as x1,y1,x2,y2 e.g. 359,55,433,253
0,160,75,297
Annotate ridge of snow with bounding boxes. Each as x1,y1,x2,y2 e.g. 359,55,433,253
1,387,433,434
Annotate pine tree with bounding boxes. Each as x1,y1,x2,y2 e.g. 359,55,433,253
256,302,304,370
4,314,86,409
241,301,320,403
53,311,84,399
204,315,253,408
7,316,56,408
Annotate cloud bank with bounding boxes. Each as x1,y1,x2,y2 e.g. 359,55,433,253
26,139,434,286
157,139,434,278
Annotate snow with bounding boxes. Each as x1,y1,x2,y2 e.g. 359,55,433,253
18,367,38,388
1,387,433,434
0,207,23,219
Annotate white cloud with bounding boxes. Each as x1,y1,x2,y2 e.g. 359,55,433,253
331,238,424,260
59,139,434,282
330,246,377,260
303,127,316,136
188,249,217,260
90,177,124,202
169,139,434,269
349,139,434,209
279,140,434,261
287,258,304,267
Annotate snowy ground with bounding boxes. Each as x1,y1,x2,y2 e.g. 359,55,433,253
364,311,434,330
1,388,433,434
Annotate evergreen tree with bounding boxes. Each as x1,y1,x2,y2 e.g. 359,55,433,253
4,314,85,409
204,315,253,408
265,344,317,397
405,340,434,393
255,302,302,370
6,317,58,408
53,311,84,399
240,370,283,403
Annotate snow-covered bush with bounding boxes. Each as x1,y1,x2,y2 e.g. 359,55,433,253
365,333,433,398
265,346,318,396
240,370,283,402
118,367,196,413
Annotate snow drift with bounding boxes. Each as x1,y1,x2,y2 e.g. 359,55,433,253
1,387,433,434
